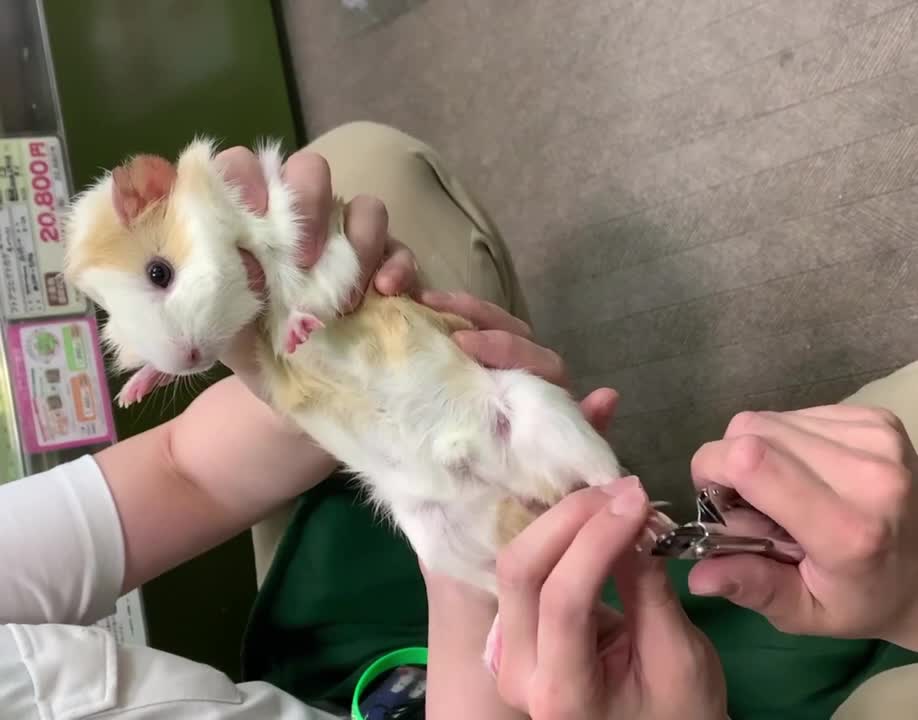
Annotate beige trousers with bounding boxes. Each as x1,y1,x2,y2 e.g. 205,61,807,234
249,121,918,719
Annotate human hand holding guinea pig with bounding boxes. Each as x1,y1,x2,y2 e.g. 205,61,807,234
214,146,419,391
688,405,918,652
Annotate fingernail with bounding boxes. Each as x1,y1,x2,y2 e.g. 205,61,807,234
609,483,647,517
690,579,739,597
601,475,640,496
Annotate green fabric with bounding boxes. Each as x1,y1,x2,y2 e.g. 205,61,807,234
242,474,918,719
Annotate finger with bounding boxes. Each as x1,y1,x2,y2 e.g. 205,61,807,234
791,404,906,431
722,411,904,499
688,555,819,634
214,146,268,215
495,485,619,704
453,330,568,386
691,435,859,560
717,506,790,539
282,149,333,268
536,477,649,684
342,194,388,310
374,236,419,297
420,290,533,338
580,388,620,434
614,550,691,657
779,413,912,464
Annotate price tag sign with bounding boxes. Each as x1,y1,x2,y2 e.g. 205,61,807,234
0,136,87,319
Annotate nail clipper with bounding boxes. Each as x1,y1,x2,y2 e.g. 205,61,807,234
650,484,804,563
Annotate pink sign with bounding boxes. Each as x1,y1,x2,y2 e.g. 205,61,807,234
5,316,116,453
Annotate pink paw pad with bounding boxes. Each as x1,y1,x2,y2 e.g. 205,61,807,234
284,311,324,353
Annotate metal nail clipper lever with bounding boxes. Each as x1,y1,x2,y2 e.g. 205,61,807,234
651,484,805,563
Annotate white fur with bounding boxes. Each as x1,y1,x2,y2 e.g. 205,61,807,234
246,144,623,593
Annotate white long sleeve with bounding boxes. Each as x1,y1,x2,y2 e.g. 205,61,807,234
0,455,124,625
0,457,344,718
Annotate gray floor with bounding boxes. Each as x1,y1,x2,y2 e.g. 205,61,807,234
282,0,918,514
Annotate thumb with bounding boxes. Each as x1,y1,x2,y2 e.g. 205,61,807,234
688,555,817,633
615,551,690,648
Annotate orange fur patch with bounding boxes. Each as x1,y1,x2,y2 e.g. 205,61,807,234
65,193,191,279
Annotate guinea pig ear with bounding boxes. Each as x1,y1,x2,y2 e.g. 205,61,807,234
111,154,177,226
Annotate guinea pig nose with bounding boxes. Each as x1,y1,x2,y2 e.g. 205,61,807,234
186,347,201,366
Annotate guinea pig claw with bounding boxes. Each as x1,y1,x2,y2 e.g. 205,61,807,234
284,310,324,354
117,365,175,407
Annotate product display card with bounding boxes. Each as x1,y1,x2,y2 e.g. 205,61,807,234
5,316,115,453
0,136,87,319
95,590,148,646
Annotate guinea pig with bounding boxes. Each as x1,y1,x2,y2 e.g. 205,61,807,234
64,138,672,666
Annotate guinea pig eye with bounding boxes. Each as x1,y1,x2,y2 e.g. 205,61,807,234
146,259,173,289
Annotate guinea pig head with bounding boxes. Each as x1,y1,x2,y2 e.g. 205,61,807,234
64,139,264,379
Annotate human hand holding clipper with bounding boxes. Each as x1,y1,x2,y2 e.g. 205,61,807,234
687,405,918,651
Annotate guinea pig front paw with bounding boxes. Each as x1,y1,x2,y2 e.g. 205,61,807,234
284,310,325,353
117,364,175,407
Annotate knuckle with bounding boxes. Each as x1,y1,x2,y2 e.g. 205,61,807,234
868,425,910,462
725,434,769,477
843,515,890,562
862,457,912,507
865,406,902,428
725,410,763,438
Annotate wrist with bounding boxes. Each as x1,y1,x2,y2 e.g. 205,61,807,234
424,569,496,618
